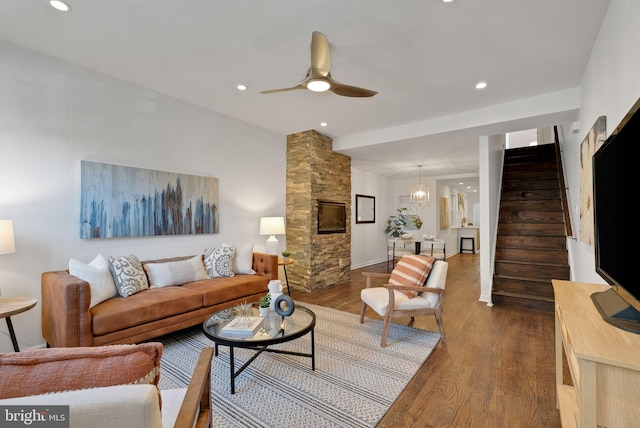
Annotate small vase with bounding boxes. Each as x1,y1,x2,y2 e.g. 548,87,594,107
259,307,270,317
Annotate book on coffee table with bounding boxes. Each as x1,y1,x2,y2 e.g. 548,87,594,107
221,316,263,335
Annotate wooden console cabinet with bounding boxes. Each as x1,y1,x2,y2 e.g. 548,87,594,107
553,280,640,427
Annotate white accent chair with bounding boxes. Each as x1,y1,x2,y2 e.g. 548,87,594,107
360,260,448,347
0,346,213,428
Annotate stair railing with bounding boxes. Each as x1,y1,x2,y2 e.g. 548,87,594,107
553,126,573,237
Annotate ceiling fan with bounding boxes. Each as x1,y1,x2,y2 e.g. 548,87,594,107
261,31,377,98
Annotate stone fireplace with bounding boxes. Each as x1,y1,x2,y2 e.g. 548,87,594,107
285,130,351,292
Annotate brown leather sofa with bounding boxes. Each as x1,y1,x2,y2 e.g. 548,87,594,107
41,252,278,347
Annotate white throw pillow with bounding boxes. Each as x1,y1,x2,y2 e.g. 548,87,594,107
223,243,256,275
69,254,119,308
144,255,208,288
203,246,235,278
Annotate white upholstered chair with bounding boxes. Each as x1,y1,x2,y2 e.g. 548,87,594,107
360,259,448,347
0,344,213,428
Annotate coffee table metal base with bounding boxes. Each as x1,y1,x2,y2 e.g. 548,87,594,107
215,329,315,394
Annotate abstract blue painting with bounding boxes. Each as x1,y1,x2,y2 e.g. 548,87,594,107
80,161,219,238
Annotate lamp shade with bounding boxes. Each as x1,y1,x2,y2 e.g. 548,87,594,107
259,217,285,236
0,219,16,255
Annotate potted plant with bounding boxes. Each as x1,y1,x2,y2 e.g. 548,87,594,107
385,207,408,238
281,250,291,261
259,293,271,316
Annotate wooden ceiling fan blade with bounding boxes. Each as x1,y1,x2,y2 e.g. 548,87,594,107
329,81,378,97
311,31,330,77
260,81,307,94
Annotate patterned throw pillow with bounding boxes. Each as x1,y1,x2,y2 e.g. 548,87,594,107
69,254,119,308
108,255,149,297
389,255,435,298
204,246,236,278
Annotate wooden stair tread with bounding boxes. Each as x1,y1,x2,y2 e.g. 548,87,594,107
494,259,569,268
491,290,555,303
493,274,556,284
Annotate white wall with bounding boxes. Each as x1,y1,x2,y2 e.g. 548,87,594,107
350,167,390,268
0,41,286,352
479,134,506,304
565,0,640,284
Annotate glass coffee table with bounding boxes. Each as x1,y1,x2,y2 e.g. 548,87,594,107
202,302,316,394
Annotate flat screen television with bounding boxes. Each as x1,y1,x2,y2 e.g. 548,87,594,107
592,99,640,334
317,200,346,234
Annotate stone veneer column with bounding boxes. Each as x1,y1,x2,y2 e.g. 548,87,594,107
286,130,351,292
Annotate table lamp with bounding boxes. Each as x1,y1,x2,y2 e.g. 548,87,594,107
0,220,15,255
260,217,285,255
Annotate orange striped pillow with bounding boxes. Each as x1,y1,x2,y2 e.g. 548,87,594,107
389,255,435,298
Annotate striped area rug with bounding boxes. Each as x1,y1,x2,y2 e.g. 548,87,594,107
158,302,441,428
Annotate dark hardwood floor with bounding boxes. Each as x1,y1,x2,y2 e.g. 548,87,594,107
290,253,561,428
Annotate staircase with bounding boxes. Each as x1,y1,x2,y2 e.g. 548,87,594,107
491,143,570,312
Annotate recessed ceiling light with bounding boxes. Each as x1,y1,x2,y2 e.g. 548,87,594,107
320,122,328,127
475,81,488,90
442,0,455,3
50,1,71,12
236,84,247,91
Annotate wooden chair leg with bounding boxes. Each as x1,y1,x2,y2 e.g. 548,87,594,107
380,313,393,347
359,302,367,323
435,311,446,343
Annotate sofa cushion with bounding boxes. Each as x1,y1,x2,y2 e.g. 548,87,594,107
91,287,203,336
0,384,163,428
108,254,149,297
160,388,188,428
204,246,235,278
183,274,269,307
0,343,162,399
144,255,208,288
69,254,119,308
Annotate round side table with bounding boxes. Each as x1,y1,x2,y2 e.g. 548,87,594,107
0,297,37,352
278,257,295,295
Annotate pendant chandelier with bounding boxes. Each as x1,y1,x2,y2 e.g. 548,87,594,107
410,164,430,206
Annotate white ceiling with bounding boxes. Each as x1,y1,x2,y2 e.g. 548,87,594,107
0,0,611,193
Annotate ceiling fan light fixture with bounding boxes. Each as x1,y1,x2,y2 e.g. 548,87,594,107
306,79,330,92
